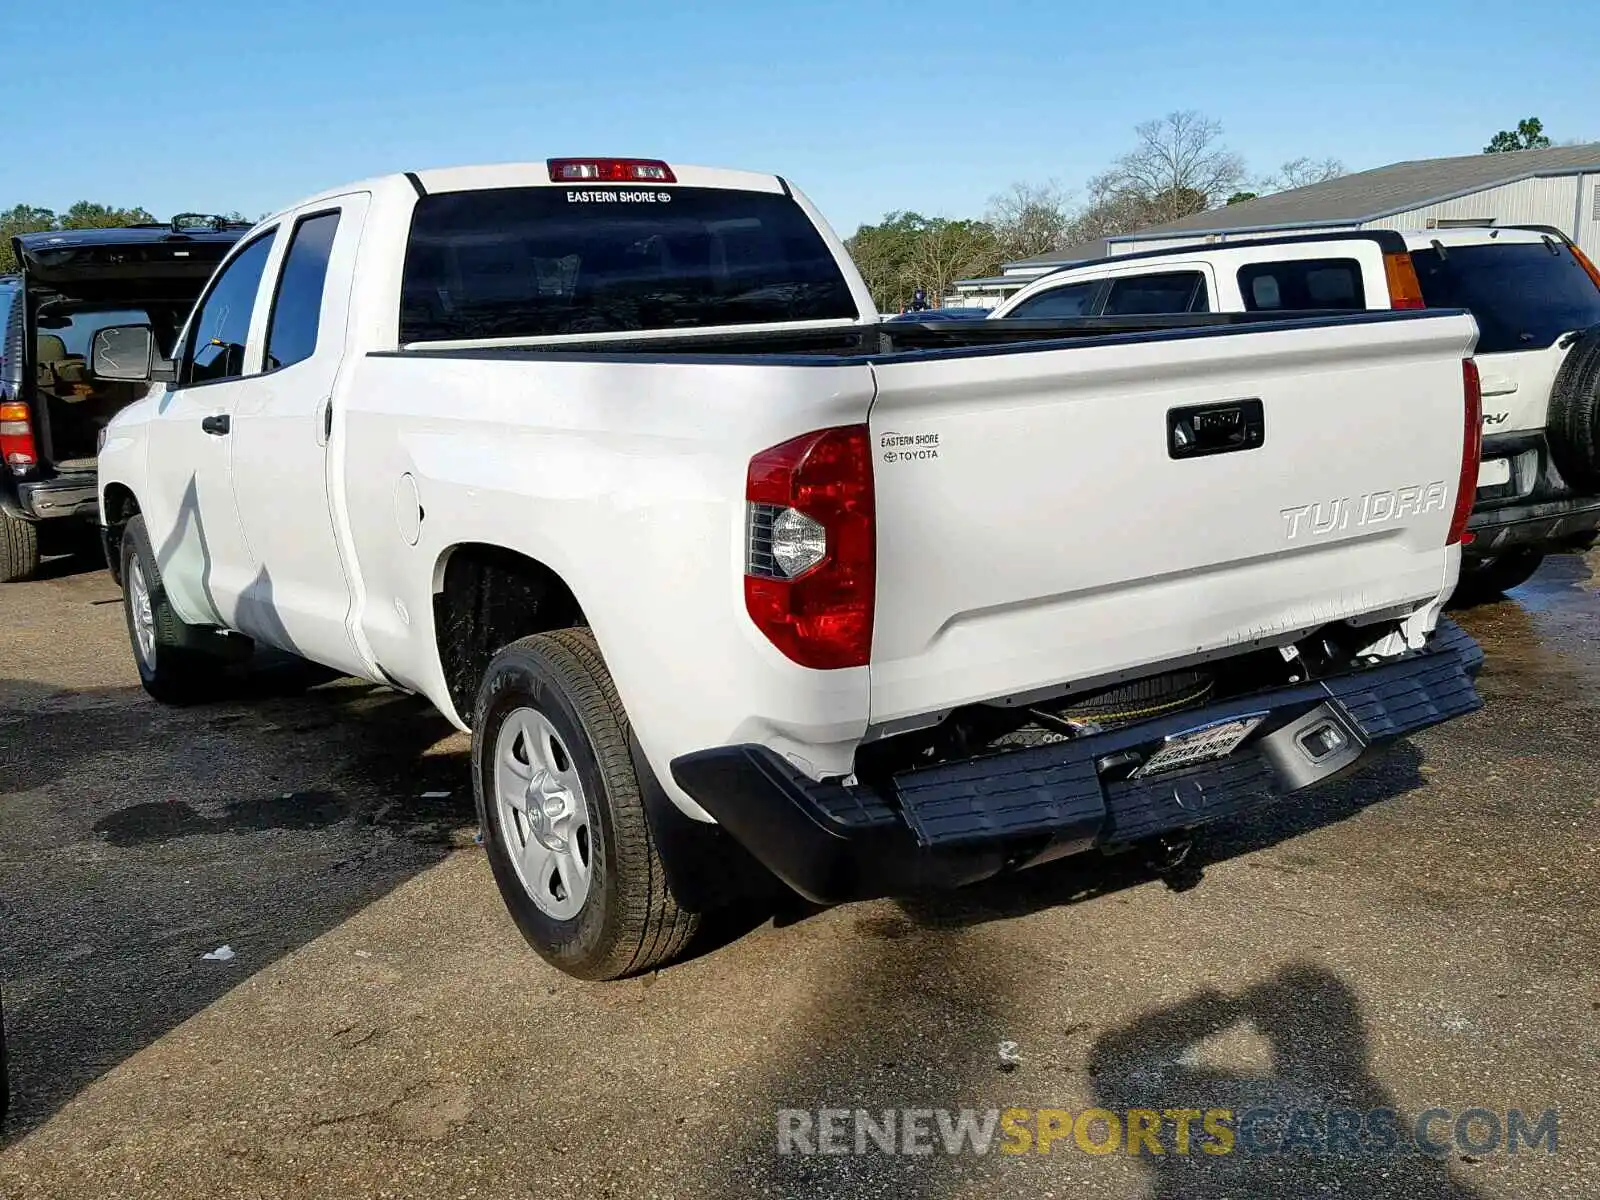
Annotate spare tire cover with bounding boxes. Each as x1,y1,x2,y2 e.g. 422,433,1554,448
1545,324,1600,493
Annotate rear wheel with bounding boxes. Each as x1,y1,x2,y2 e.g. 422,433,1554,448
121,514,247,703
1452,550,1545,607
473,628,698,980
0,511,40,583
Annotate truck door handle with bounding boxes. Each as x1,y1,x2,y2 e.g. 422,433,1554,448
201,414,231,436
1168,399,1264,459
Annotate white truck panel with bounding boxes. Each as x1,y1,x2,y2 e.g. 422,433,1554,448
342,353,880,815
867,315,1475,726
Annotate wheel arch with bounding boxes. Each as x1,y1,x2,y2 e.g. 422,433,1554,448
430,541,587,726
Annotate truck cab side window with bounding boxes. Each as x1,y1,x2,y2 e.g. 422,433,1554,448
184,231,277,385
265,212,341,371
1102,272,1208,315
1007,281,1100,319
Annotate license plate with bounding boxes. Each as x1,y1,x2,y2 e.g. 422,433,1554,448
1130,713,1267,779
1477,458,1511,489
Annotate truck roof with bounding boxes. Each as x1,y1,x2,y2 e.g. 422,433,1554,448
275,160,789,221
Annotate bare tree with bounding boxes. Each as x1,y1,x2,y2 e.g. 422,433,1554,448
1089,111,1247,225
985,181,1074,262
1063,190,1161,243
1259,156,1346,193
905,220,999,304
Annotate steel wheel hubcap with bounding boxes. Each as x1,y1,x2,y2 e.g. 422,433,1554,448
493,708,594,920
128,558,156,669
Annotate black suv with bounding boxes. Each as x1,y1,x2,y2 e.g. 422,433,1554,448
1,216,251,581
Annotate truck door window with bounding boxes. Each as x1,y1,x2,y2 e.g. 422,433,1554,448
1005,281,1100,319
1238,259,1364,311
399,186,856,342
264,212,341,372
184,231,277,385
1102,272,1208,315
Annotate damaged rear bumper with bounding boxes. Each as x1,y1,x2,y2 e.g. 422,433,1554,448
670,622,1484,905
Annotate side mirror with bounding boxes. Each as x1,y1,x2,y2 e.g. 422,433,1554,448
89,324,176,384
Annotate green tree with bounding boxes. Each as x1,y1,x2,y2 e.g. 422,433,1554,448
57,201,158,230
0,201,160,274
846,212,1000,310
1485,118,1552,153
0,205,58,274
1226,191,1259,206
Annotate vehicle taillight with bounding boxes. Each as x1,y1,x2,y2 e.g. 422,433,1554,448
0,401,37,473
744,426,874,669
1449,360,1483,547
547,158,676,184
1568,242,1600,293
1383,251,1426,310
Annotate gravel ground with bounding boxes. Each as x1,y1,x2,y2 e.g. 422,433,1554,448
1,552,1596,1199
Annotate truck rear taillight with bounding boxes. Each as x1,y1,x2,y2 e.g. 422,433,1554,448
744,426,874,670
1383,251,1426,310
547,158,676,184
0,401,37,473
1449,360,1483,547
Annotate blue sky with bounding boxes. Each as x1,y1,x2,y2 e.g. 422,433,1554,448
6,0,1595,235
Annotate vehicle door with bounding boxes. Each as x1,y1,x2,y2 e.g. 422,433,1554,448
1098,266,1215,314
226,195,370,672
1002,278,1106,319
141,228,278,628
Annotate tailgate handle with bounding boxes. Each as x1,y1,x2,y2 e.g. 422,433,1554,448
1168,399,1264,459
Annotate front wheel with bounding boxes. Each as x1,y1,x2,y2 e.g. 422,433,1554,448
1451,549,1546,608
121,514,249,703
473,628,698,980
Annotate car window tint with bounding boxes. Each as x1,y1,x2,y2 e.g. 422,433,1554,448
1102,272,1206,315
265,212,341,371
1239,258,1365,311
186,231,276,384
1006,282,1099,319
400,186,855,342
1409,240,1600,354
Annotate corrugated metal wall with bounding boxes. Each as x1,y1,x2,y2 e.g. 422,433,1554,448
1110,173,1600,258
1365,176,1580,240
1576,175,1600,258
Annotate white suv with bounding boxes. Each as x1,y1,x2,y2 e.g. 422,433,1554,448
995,226,1600,603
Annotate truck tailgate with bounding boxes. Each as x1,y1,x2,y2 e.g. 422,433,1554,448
866,312,1478,726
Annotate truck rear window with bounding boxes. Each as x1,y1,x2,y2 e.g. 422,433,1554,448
1238,258,1364,311
1409,240,1600,354
400,186,857,343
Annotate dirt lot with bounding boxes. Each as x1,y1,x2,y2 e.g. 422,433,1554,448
1,553,1597,1199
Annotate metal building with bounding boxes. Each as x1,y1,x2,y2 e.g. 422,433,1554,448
1106,143,1600,257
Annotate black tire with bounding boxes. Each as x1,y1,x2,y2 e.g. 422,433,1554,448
1451,549,1546,608
0,510,40,583
472,628,698,980
1546,325,1600,492
120,514,244,703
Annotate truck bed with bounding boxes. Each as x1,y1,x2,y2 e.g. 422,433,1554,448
378,309,1383,363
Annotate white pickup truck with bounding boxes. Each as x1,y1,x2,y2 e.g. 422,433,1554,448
95,157,1486,979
